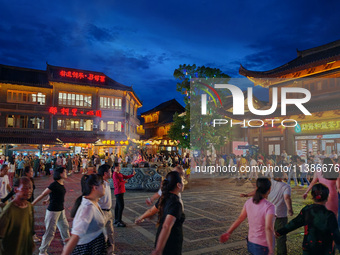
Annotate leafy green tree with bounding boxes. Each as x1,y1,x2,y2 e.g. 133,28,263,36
169,64,231,151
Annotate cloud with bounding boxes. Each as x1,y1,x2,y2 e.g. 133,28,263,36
136,78,184,113
84,23,119,42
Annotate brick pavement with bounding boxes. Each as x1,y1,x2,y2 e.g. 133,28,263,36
30,171,339,255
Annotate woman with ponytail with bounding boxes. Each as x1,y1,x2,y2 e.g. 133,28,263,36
62,174,106,255
303,157,340,216
152,171,185,255
277,183,340,254
32,167,70,255
220,178,275,255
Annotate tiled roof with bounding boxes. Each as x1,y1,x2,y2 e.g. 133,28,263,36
141,99,185,115
0,63,142,106
239,39,340,78
46,64,131,90
0,64,50,88
0,136,57,144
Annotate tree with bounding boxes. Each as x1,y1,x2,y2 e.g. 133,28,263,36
169,64,232,151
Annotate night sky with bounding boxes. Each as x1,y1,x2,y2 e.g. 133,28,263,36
1,0,340,112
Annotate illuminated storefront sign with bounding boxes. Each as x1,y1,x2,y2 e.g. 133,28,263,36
59,70,106,83
49,107,102,117
295,123,302,133
102,140,129,145
300,120,340,132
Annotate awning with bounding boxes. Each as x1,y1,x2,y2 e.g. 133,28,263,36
58,137,99,144
8,145,39,151
0,137,58,144
44,146,71,152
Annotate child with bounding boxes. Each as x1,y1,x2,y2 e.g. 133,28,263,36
276,183,340,255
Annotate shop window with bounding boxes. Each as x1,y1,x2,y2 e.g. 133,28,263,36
268,144,280,155
18,115,26,128
28,117,44,129
6,115,44,129
59,92,92,107
107,121,114,132
7,90,46,105
115,121,122,132
115,98,122,110
7,115,14,127
57,118,93,131
100,96,121,110
100,120,107,131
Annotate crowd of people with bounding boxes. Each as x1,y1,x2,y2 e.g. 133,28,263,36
0,149,340,254
193,149,339,184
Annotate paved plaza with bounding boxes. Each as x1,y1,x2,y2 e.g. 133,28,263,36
30,171,338,255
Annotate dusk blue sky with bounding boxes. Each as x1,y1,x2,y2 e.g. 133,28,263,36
1,0,340,112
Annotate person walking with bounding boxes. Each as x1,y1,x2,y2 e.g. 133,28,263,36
33,155,40,177
112,164,135,227
82,156,88,174
61,174,106,255
98,164,115,254
66,155,73,176
220,178,275,255
152,171,185,255
299,159,310,187
303,157,340,217
0,164,11,205
241,171,293,255
45,155,52,176
73,155,79,173
1,166,41,242
287,161,298,187
277,183,340,255
15,155,25,177
0,177,34,255
32,167,70,255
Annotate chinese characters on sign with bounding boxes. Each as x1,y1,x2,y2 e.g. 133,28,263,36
301,120,340,132
59,70,105,83
49,107,102,118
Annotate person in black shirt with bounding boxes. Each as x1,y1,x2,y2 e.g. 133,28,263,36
152,171,185,255
32,167,70,255
276,183,340,255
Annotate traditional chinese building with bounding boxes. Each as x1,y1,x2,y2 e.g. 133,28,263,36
0,63,142,156
137,99,185,154
239,39,340,157
216,92,265,155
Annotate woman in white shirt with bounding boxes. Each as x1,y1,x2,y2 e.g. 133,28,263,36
62,174,106,255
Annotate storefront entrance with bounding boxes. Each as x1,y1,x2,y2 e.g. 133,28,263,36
295,134,340,158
